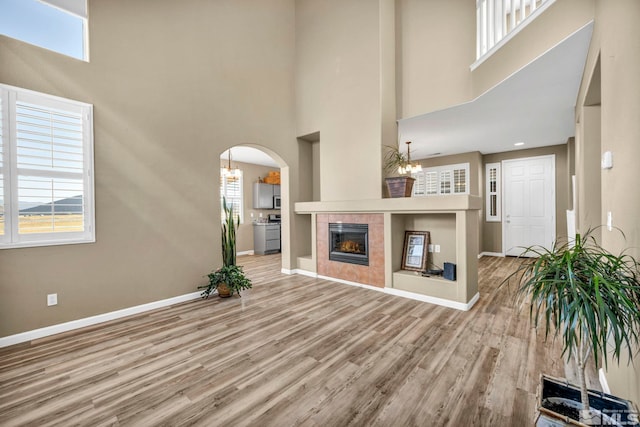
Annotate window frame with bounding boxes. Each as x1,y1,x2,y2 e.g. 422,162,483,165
0,83,95,249
412,163,470,197
220,169,244,224
485,162,501,222
0,0,89,61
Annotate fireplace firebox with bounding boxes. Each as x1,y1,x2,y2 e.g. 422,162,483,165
329,223,369,266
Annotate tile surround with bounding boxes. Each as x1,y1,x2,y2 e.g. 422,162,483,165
317,214,385,288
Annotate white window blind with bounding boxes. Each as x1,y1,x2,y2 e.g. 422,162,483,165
220,170,243,224
0,84,94,249
486,162,501,221
412,163,470,197
440,170,452,194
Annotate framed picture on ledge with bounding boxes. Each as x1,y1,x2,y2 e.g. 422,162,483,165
401,230,429,272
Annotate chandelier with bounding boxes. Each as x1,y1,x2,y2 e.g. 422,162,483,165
222,148,241,178
398,141,422,175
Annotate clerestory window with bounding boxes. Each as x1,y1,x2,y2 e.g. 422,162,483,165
0,0,89,61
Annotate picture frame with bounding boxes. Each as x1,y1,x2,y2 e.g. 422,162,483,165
401,230,430,272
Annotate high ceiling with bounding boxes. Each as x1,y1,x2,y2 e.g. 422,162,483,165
224,22,593,167
398,22,594,160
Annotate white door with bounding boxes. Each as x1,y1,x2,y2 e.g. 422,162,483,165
503,155,555,256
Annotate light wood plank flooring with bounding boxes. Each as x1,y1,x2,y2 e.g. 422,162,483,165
0,255,599,426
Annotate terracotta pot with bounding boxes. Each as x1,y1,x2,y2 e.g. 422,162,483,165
217,283,232,298
385,176,415,198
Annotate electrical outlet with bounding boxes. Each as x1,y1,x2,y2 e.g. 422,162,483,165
435,245,441,253
47,293,58,306
428,244,434,252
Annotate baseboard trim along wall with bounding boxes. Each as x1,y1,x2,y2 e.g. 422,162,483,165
0,291,203,348
282,268,318,278
317,274,479,311
237,250,255,256
479,252,505,258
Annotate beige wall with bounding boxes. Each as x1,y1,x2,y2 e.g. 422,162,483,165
414,152,483,252
0,0,297,337
218,160,281,253
397,0,475,119
574,0,640,404
295,0,384,201
482,144,569,254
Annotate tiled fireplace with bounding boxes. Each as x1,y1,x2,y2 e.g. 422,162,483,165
317,214,384,288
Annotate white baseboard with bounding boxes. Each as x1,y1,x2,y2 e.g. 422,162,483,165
479,251,505,258
316,274,479,311
599,368,611,394
281,268,318,278
293,269,318,278
0,291,203,349
237,250,255,256
386,288,479,311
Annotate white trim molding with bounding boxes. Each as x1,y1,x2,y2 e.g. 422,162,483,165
317,274,479,311
237,250,255,256
598,368,611,394
0,291,202,348
282,268,318,278
479,251,505,258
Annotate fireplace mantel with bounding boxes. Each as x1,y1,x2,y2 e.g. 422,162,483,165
293,195,482,311
295,194,482,214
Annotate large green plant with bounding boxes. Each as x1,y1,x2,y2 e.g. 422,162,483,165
503,229,640,421
221,196,239,267
198,196,252,298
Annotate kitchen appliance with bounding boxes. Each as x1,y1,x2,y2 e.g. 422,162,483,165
268,214,281,223
273,195,281,209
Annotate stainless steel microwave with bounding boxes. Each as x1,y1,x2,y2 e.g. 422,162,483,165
273,196,281,209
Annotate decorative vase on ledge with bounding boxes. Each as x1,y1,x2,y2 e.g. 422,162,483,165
385,176,415,198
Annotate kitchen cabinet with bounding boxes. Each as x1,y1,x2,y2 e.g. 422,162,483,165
253,223,281,255
253,183,280,209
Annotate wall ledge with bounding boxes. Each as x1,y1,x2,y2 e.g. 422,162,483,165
295,195,482,214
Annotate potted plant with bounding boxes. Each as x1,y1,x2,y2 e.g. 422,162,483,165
383,142,418,198
199,196,252,298
503,229,640,425
201,264,252,298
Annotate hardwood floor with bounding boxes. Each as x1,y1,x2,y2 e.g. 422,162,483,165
0,255,599,426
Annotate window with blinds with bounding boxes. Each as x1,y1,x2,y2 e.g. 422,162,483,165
220,171,243,224
486,162,501,221
412,163,470,197
0,84,94,249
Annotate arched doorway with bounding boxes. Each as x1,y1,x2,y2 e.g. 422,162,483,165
218,145,290,272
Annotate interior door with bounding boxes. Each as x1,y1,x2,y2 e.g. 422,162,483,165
503,155,555,256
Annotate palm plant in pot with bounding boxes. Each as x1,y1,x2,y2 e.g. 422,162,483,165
383,141,421,198
503,229,640,425
199,196,252,298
